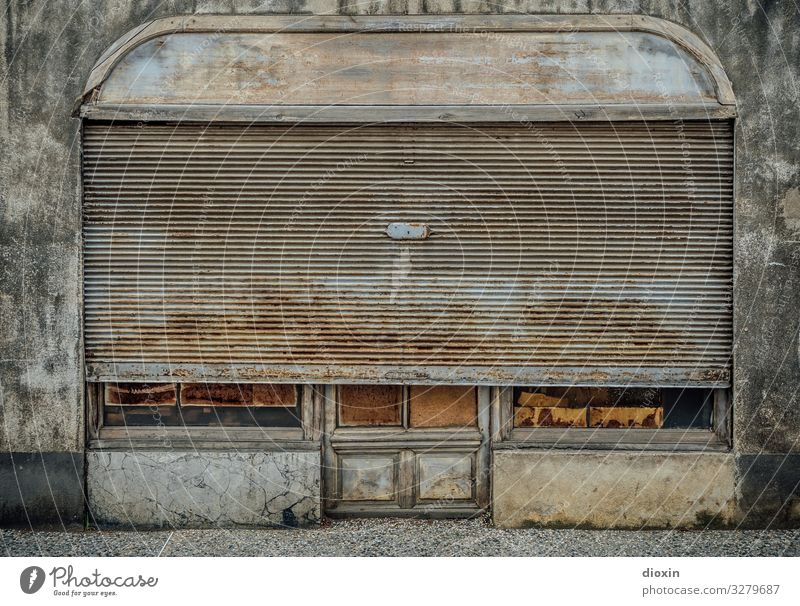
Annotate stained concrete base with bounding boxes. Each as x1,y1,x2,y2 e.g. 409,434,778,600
0,452,84,525
492,450,736,529
87,450,320,528
736,454,800,527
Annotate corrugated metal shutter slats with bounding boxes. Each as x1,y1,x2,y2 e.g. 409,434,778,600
82,121,733,385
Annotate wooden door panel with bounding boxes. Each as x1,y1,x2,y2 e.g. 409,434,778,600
417,454,474,501
339,455,398,502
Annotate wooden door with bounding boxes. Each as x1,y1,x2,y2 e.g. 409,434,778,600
322,385,491,517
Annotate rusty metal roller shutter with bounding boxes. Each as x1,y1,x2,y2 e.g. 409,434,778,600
82,121,733,386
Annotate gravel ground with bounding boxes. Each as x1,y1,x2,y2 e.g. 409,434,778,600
3,519,800,557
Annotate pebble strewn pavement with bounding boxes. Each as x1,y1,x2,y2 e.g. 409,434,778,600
3,519,800,557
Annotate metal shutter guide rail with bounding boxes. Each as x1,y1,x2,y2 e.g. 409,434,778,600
80,104,736,124
85,363,728,389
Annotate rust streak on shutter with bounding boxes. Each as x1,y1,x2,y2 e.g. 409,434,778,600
82,121,733,386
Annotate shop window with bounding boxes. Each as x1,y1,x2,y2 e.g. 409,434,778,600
101,382,302,428
512,386,713,430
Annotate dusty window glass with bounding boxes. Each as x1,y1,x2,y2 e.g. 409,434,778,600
338,385,403,426
408,385,477,428
512,386,713,429
102,382,301,427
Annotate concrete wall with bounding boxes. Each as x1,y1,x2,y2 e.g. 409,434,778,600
1,1,798,526
87,450,321,528
493,451,738,529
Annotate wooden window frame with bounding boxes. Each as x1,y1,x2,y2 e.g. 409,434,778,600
490,386,731,452
87,382,323,449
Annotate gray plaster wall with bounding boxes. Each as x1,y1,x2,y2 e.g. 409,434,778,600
1,1,799,526
87,450,321,527
493,451,738,529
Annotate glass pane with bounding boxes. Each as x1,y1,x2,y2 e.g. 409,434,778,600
661,388,713,429
339,385,403,426
102,382,301,427
512,386,671,429
409,385,477,428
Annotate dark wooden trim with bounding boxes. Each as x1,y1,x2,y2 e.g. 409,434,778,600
301,385,317,440
86,382,102,442
321,385,338,512
326,503,482,519
330,427,482,451
475,386,492,509
95,425,305,443
89,438,318,451
398,450,415,509
713,388,732,447
496,427,728,452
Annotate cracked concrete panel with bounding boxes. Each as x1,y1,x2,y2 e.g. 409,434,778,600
87,450,321,528
493,451,736,529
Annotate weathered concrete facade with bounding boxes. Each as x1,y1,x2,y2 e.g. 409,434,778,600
493,451,738,528
87,451,321,528
1,1,799,528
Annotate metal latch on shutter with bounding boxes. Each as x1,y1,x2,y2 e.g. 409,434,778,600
386,222,430,240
